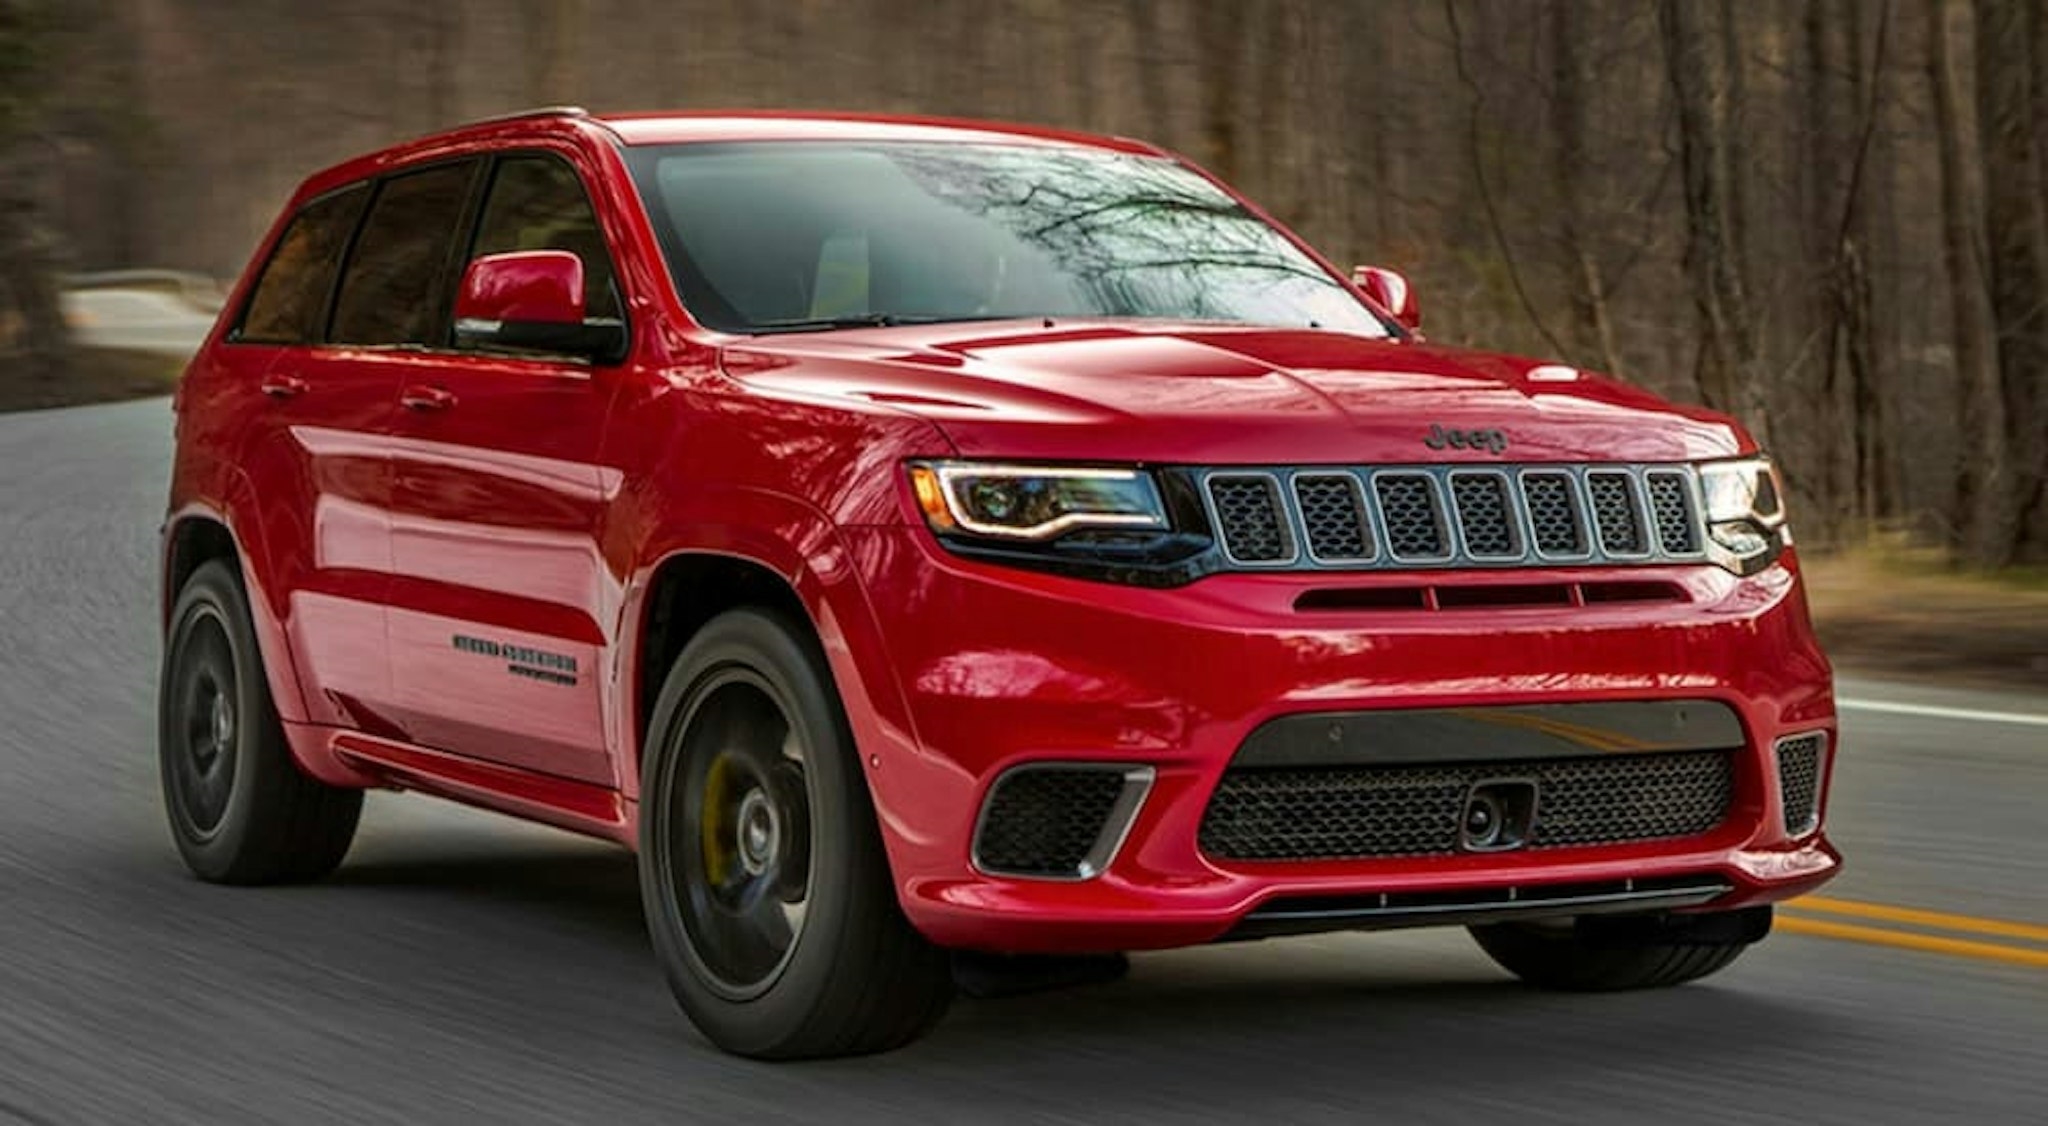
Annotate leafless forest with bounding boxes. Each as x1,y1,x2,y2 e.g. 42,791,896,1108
2,1,2044,565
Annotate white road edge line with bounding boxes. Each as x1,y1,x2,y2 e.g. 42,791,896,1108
1837,698,2048,728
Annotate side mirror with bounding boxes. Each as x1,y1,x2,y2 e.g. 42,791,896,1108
454,250,626,363
1352,265,1421,334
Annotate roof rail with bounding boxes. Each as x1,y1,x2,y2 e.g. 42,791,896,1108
457,105,592,128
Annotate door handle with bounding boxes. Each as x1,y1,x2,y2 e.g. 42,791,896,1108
400,385,457,412
259,374,308,399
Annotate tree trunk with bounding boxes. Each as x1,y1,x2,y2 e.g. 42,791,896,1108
1550,0,1626,378
1927,0,2012,565
1973,0,2048,562
1658,0,1774,449
524,0,585,105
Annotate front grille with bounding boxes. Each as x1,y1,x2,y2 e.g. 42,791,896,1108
1199,750,1734,861
1199,463,1707,572
973,766,1141,878
1775,733,1826,836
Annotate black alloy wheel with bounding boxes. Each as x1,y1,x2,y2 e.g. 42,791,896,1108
640,608,953,1059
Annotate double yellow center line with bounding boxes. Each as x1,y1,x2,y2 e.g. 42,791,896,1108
1777,896,2048,969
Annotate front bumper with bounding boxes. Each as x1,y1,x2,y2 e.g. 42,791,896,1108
841,526,1840,953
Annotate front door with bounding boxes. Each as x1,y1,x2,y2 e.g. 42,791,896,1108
380,152,626,786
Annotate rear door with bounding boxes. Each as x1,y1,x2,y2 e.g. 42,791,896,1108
379,151,626,786
215,181,399,731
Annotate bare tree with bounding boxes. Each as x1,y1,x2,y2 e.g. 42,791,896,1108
1659,0,1772,450
1927,0,2011,564
1972,0,2048,561
0,0,70,386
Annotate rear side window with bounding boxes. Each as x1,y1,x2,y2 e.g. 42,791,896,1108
238,184,367,345
469,156,622,320
332,162,478,346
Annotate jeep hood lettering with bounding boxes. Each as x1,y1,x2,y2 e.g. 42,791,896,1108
721,320,1747,464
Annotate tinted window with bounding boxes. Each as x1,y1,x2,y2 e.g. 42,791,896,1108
332,162,476,346
238,184,367,344
626,142,1388,336
470,156,621,321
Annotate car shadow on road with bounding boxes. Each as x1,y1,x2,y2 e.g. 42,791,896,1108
305,835,1846,1116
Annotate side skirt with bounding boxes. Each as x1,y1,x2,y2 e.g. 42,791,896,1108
330,730,636,847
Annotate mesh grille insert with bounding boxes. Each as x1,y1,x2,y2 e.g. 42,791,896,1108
1522,473,1586,555
975,768,1127,877
1200,751,1734,861
1374,475,1448,558
1294,475,1373,561
1587,472,1645,554
1450,474,1517,556
1208,475,1292,562
1647,472,1700,554
1776,734,1825,836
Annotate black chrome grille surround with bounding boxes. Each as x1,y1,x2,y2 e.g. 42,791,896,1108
1197,463,1710,571
972,765,1156,880
1199,750,1735,862
1774,732,1827,837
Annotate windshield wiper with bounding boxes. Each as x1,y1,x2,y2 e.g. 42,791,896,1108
744,313,1013,334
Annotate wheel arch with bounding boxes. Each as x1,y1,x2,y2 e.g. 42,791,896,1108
616,497,931,890
162,500,311,726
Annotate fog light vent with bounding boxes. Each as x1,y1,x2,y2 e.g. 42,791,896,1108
1775,733,1827,836
973,765,1153,880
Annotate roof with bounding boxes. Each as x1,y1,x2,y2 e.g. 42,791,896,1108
590,108,1168,156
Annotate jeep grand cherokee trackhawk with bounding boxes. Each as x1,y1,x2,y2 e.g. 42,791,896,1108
159,108,1840,1059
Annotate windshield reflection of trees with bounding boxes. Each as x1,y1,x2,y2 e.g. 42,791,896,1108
888,146,1379,331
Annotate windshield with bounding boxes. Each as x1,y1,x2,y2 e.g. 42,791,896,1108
624,141,1391,336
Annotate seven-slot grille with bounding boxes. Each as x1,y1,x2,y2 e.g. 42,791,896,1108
1200,464,1708,570
1199,750,1735,861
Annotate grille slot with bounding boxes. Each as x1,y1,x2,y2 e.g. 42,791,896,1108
1522,472,1587,556
1199,751,1734,861
1294,474,1374,562
1207,474,1292,563
1587,472,1646,555
1450,473,1519,557
974,767,1130,878
1646,471,1700,554
1775,733,1826,836
1374,474,1450,559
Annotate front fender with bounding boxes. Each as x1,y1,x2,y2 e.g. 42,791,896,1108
612,485,946,892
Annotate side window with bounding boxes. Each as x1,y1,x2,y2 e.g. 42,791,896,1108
237,184,367,345
469,156,622,321
331,162,477,346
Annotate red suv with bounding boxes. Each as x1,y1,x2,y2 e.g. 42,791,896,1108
160,108,1840,1058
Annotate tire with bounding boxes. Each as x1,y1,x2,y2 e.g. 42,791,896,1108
159,559,362,883
1470,906,1770,992
639,608,953,1059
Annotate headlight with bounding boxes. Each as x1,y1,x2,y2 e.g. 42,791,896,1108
1697,456,1790,575
909,462,1167,540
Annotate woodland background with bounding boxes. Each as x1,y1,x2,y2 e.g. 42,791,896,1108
1,0,2043,566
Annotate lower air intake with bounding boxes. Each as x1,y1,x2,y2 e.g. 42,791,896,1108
1200,751,1734,861
973,765,1150,879
1775,733,1826,836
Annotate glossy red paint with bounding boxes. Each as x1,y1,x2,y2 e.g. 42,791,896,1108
164,110,1839,954
1353,265,1421,333
455,250,587,324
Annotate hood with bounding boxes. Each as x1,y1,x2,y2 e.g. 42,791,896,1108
720,319,1748,465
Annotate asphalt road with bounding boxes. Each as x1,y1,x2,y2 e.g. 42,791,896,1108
1,397,2043,1125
